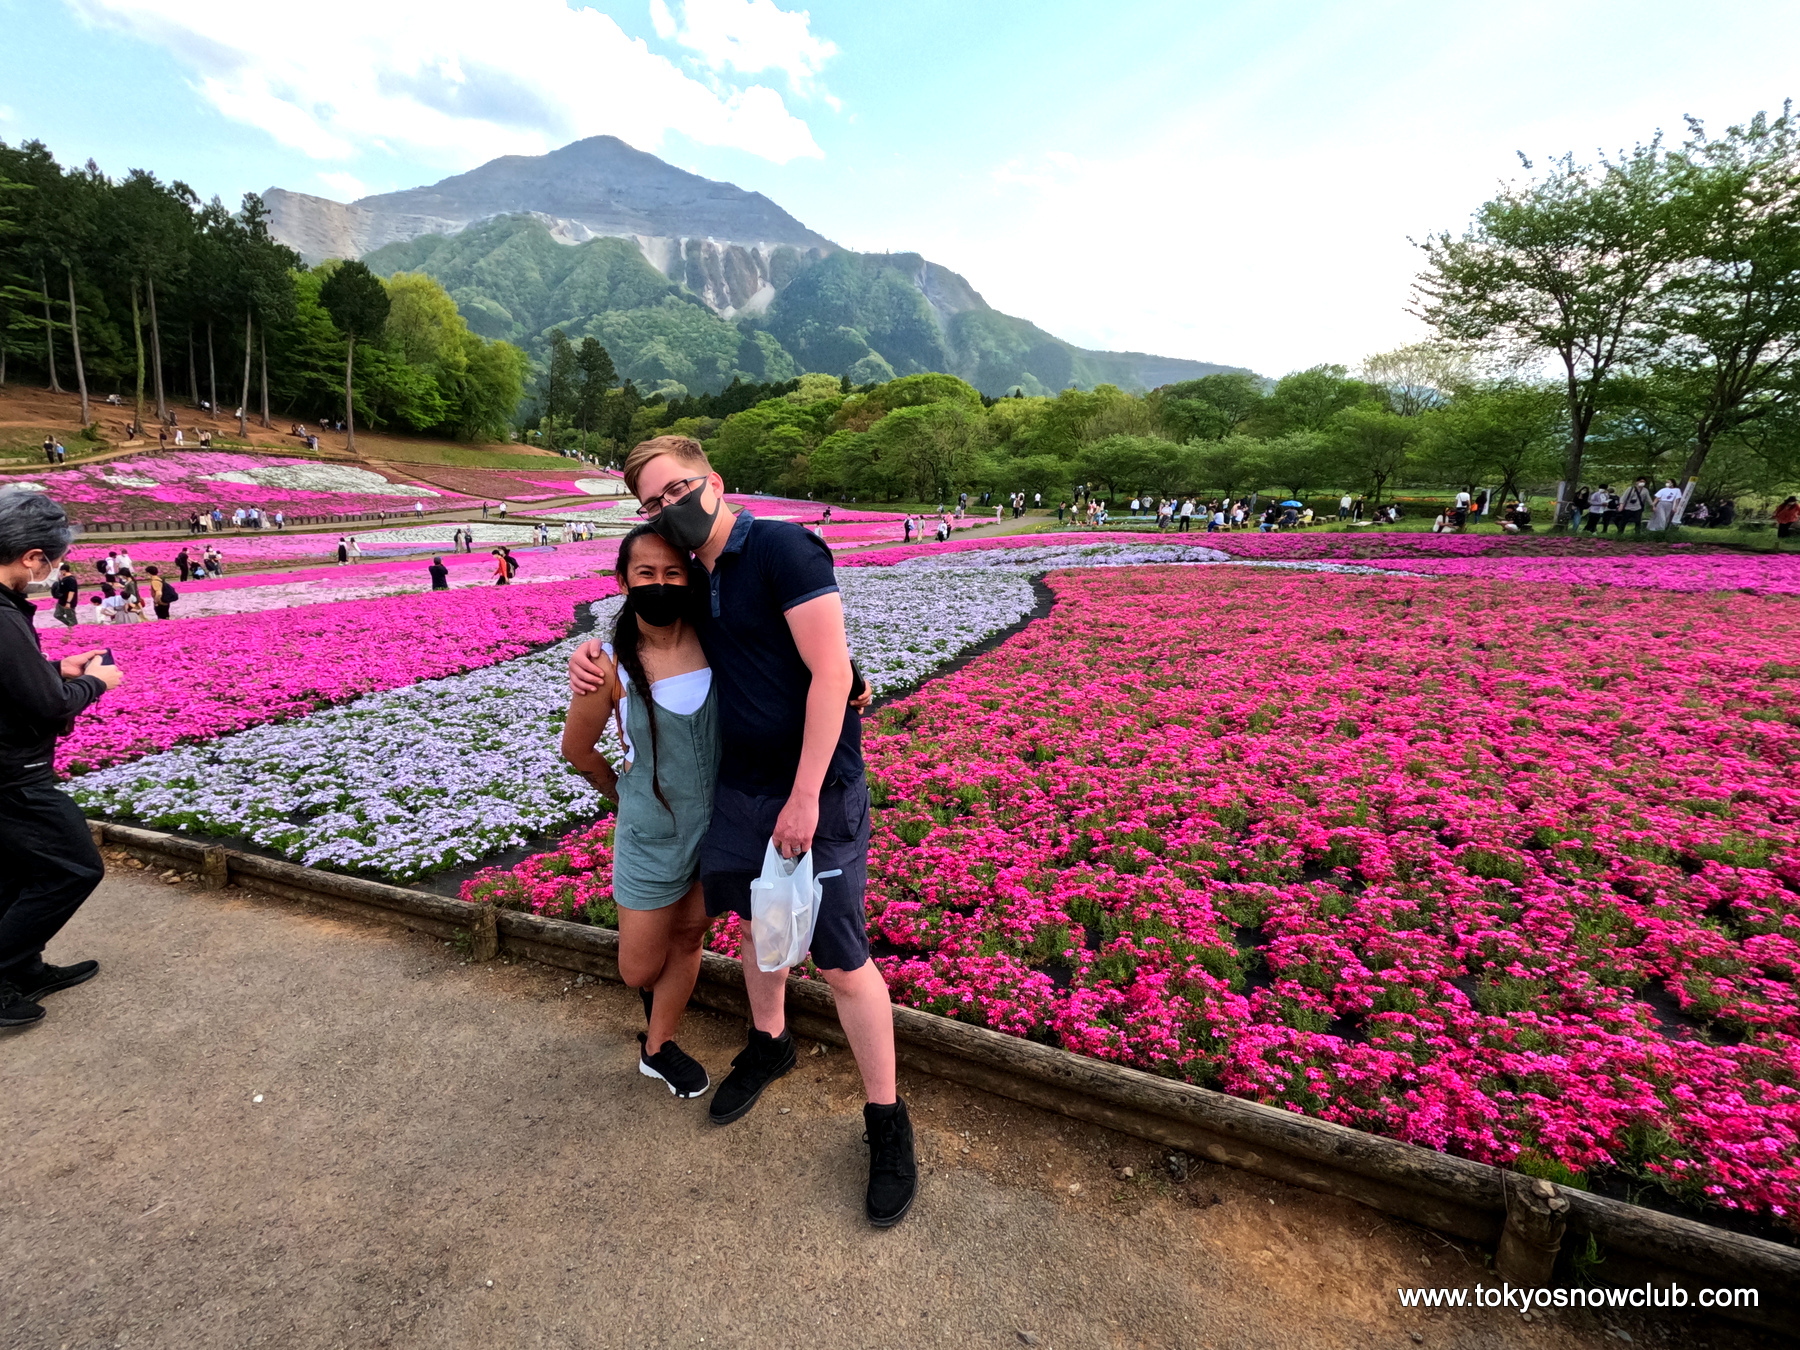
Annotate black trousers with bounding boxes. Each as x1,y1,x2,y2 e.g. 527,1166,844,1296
0,782,106,983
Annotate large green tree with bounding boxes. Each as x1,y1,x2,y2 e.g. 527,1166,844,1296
1416,382,1564,503
318,259,391,451
1652,106,1800,504
1416,142,1679,521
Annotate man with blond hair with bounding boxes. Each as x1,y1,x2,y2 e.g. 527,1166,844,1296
569,435,916,1227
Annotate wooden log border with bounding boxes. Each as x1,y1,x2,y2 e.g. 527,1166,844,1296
95,820,1797,1333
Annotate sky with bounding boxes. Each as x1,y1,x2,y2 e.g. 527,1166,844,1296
3,0,1797,377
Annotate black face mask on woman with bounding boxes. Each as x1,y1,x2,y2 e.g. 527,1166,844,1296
630,583,688,628
649,485,720,551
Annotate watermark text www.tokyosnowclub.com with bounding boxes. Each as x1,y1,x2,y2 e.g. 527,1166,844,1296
1396,1282,1761,1311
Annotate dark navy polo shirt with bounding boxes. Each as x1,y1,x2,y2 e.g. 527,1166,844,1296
699,510,863,793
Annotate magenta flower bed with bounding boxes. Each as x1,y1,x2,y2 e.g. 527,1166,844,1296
40,575,614,774
1356,552,1800,595
19,452,473,523
465,565,1800,1227
397,465,600,501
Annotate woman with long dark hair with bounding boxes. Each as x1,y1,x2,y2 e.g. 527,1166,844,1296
560,525,718,1097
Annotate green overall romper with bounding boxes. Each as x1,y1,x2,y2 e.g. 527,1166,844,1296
610,666,720,911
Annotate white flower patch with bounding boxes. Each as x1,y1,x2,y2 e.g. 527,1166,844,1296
894,542,1232,569
8,482,48,493
574,477,631,496
69,571,1041,881
100,474,162,488
885,542,1425,580
347,523,540,546
201,465,439,496
840,569,1037,694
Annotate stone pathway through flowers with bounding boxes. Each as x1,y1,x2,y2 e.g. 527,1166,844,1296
2,863,1778,1350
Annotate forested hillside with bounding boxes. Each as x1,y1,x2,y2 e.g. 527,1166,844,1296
0,140,526,440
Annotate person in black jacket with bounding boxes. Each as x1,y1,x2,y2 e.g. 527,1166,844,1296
427,556,450,590
0,491,123,1029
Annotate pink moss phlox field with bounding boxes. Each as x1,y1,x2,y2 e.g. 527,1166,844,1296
1356,553,1800,595
463,564,1800,1226
860,568,1800,1224
19,452,477,522
395,464,601,501
67,534,624,576
40,575,615,773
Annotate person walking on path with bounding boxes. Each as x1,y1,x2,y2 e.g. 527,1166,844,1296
174,548,191,583
428,556,449,590
559,526,717,1098
569,435,915,1228
336,538,349,565
0,491,122,1028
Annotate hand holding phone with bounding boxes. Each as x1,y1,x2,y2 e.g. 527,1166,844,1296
84,649,124,691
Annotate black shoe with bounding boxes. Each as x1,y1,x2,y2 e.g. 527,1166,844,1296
638,1032,711,1098
0,983,46,1028
708,1027,796,1124
864,1099,918,1228
19,960,99,1001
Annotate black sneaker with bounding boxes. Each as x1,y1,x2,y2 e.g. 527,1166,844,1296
0,982,46,1029
708,1027,797,1124
638,1032,711,1098
19,960,99,1001
864,1099,918,1228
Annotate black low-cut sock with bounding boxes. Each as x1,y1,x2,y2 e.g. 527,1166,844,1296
866,1099,902,1120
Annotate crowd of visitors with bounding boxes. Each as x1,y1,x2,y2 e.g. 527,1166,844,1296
35,544,211,627
186,506,285,533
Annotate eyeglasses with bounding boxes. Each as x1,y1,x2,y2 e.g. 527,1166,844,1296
638,474,708,519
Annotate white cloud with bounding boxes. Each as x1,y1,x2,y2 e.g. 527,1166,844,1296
65,0,825,167
652,0,838,95
0,105,15,123
316,170,369,201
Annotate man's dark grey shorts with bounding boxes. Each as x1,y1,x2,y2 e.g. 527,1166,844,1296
700,775,871,973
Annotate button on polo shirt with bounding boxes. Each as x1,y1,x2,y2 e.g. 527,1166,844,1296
700,510,863,793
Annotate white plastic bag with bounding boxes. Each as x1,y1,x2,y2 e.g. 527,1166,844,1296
748,840,842,973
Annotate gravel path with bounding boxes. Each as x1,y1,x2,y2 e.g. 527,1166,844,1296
1,865,1776,1350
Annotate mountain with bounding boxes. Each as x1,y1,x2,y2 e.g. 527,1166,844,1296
268,137,1247,396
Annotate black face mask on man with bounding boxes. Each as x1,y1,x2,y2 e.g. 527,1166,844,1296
630,583,689,628
649,483,720,552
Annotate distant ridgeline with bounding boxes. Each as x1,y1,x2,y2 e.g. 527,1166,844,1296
267,136,1242,399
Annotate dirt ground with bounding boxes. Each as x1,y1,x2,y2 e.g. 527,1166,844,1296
1,864,1780,1350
